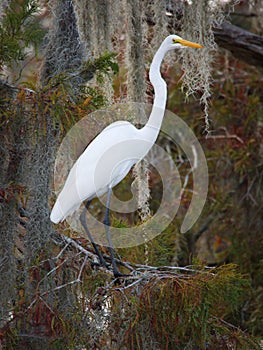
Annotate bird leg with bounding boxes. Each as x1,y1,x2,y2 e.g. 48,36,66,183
103,189,127,278
80,200,108,268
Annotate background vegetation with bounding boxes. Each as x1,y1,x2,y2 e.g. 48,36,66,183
0,0,262,349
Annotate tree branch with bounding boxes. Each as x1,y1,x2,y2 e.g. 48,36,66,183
58,234,213,281
213,22,263,69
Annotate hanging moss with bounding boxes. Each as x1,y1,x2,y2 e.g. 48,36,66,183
1,1,262,348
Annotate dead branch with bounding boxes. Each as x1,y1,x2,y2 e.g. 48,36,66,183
213,22,263,69
57,234,213,283
206,133,244,144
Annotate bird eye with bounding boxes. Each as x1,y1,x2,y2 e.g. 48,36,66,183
173,39,181,44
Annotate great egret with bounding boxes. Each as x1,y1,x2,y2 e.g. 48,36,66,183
50,35,202,277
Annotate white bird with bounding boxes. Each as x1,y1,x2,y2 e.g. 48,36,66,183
50,35,202,277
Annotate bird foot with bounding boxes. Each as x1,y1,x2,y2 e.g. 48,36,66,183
97,258,111,270
113,270,129,279
91,261,110,269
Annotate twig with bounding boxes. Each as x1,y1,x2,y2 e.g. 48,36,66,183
40,279,80,294
130,263,201,274
206,134,244,143
62,234,134,272
77,255,88,281
115,278,144,291
206,127,244,144
59,235,215,278
0,81,36,95
62,235,100,261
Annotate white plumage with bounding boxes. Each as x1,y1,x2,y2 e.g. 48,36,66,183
50,35,202,224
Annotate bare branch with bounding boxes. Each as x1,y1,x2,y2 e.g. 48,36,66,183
213,22,263,69
206,134,244,144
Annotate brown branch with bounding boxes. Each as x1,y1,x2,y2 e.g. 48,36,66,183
213,22,263,69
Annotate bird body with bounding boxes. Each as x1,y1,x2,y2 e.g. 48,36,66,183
50,119,162,223
50,35,202,225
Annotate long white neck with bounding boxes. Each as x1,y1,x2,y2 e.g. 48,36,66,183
140,44,168,143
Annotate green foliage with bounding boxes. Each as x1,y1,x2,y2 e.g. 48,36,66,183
0,0,44,70
79,86,108,109
0,53,119,138
1,4,262,346
122,265,258,350
82,52,119,83
33,52,119,125
118,226,179,267
44,52,118,89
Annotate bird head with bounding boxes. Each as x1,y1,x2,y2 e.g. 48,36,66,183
163,34,203,51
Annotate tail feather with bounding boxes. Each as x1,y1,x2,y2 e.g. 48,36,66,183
50,198,81,223
50,183,83,223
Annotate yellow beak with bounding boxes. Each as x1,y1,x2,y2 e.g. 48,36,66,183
179,39,203,49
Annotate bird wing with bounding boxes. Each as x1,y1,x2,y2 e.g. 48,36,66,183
50,121,142,223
